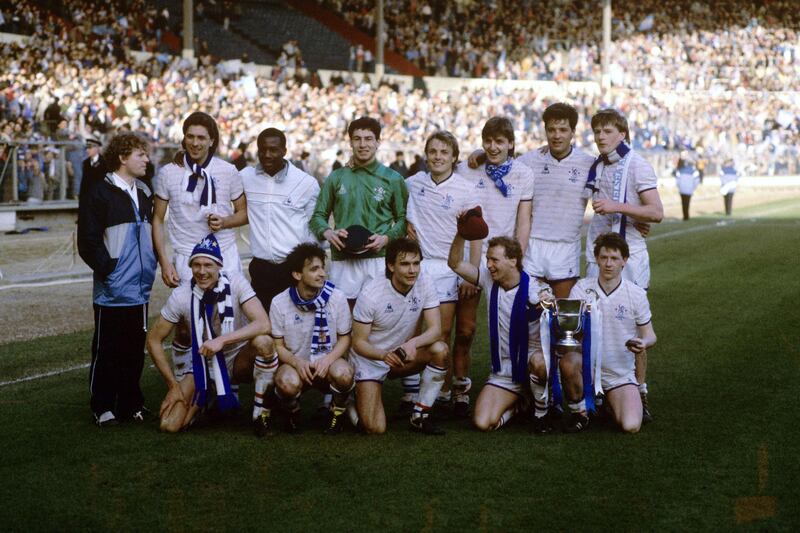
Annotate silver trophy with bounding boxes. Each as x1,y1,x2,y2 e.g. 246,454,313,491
553,298,587,353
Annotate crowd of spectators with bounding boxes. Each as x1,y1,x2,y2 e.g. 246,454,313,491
1,0,799,204
317,0,799,91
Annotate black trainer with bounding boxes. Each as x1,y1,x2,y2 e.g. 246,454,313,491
393,400,415,420
324,409,345,435
563,412,590,433
452,399,470,419
130,406,154,423
641,392,654,424
532,413,554,435
284,409,302,433
409,414,445,435
253,410,275,437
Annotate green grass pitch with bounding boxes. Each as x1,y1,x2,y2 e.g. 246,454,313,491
1,198,798,531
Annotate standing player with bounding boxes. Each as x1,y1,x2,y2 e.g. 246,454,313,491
451,116,535,417
405,131,481,409
350,238,449,435
152,112,249,399
77,133,157,426
266,243,354,435
447,234,552,431
585,108,663,422
241,127,320,312
309,116,408,305
517,103,596,297
566,232,657,433
146,234,273,432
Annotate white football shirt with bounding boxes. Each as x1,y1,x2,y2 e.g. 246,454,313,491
270,286,352,360
570,277,651,385
477,266,549,376
406,171,473,260
154,157,244,255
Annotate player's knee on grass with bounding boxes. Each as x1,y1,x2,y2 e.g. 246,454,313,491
427,340,449,367
619,412,642,434
328,359,354,390
275,365,302,397
160,400,187,433
528,350,547,380
473,408,497,432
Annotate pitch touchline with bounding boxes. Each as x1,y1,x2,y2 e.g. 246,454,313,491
649,203,797,242
0,348,168,388
0,276,92,291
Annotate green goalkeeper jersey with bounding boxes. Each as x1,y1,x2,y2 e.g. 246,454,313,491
310,159,408,261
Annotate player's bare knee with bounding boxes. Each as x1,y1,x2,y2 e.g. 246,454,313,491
362,418,386,435
428,341,449,367
251,334,274,356
329,362,354,389
529,351,547,379
275,368,302,396
620,418,641,434
472,411,494,432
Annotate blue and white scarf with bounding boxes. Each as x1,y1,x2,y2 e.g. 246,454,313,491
485,159,513,197
290,281,335,356
181,153,217,215
190,273,239,411
585,142,633,238
489,272,530,384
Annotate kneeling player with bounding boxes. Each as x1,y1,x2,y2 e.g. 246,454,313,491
147,234,274,432
566,232,657,434
448,233,553,431
351,237,449,435
265,243,354,435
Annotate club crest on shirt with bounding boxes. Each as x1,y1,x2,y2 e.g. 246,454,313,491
418,187,425,196
440,194,454,209
384,303,394,313
373,186,386,202
569,168,580,182
542,164,550,175
409,296,420,312
614,305,628,321
294,314,302,323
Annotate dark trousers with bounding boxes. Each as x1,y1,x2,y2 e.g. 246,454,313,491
724,193,734,216
680,194,692,220
89,303,147,418
249,257,292,313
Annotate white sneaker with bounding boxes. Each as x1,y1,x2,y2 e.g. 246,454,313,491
95,411,118,427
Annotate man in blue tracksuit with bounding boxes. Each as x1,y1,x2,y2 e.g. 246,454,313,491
78,133,157,427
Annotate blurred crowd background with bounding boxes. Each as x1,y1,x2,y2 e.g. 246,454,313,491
1,0,798,202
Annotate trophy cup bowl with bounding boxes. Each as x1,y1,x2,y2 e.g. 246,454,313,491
554,298,586,353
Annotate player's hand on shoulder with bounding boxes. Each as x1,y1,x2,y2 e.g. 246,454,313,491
467,149,485,169
537,287,555,307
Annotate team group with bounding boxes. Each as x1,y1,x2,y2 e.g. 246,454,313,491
77,102,663,436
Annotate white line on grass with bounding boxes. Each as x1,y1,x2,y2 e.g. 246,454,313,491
0,363,90,387
649,202,798,243
0,276,92,291
0,346,169,388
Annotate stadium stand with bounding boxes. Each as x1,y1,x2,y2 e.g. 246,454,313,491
1,0,798,204
314,0,799,90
